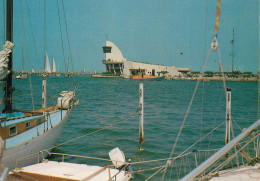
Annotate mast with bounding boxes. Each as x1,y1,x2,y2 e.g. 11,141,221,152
225,88,232,144
139,83,144,150
22,46,24,72
231,28,235,72
4,0,13,113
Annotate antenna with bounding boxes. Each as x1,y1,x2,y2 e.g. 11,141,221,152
231,28,235,72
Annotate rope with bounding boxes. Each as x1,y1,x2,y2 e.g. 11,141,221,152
258,0,260,120
13,113,138,167
3,0,5,44
146,166,166,181
78,106,138,118
200,80,205,150
56,0,67,72
206,131,260,179
217,45,227,95
61,0,74,73
47,152,112,162
232,117,242,132
235,0,245,38
45,113,138,151
43,0,46,60
208,88,224,149
134,165,165,173
25,0,41,72
177,120,225,159
37,0,42,71
19,0,35,110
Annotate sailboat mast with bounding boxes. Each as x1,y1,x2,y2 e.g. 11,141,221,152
22,46,24,71
4,0,13,113
231,28,235,72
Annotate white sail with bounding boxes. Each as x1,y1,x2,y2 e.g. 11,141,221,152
44,52,51,73
32,67,35,73
0,41,14,80
52,57,56,73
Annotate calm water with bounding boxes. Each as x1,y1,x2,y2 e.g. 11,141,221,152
5,74,259,180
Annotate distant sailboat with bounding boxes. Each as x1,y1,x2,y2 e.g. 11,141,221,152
52,57,56,73
0,0,78,171
56,63,61,76
32,67,35,73
44,52,51,73
66,57,72,77
42,52,51,77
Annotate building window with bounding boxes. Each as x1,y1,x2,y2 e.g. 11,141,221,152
26,121,31,128
9,125,17,136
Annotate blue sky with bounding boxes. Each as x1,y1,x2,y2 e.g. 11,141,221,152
0,0,259,73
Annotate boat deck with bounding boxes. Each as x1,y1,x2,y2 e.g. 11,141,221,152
8,160,132,181
209,164,260,181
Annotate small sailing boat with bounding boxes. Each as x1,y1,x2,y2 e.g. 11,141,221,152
65,57,72,77
0,0,77,171
42,52,51,77
52,57,56,73
52,57,61,76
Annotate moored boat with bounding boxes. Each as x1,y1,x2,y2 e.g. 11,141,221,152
131,74,165,81
8,147,133,181
0,0,78,171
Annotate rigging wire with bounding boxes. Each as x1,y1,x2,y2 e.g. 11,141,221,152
200,80,205,150
19,0,35,110
44,0,46,57
61,0,74,73
234,0,245,37
257,0,260,156
38,0,42,72
161,48,212,181
3,0,5,43
25,0,41,72
45,113,138,151
56,0,67,72
207,88,224,149
78,106,138,118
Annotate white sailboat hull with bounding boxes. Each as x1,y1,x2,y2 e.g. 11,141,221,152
1,109,71,170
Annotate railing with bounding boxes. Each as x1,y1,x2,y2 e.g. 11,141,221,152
14,150,133,181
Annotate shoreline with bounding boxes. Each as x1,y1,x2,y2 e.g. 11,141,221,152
166,77,258,82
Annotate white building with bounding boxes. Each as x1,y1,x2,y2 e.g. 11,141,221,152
102,41,191,77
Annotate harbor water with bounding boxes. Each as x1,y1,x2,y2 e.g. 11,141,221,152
6,74,259,180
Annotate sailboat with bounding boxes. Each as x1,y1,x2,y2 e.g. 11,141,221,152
42,52,51,77
16,47,27,79
52,57,61,76
52,57,56,73
0,0,77,171
65,57,72,77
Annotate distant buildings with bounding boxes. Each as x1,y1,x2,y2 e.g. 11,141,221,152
102,41,191,78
